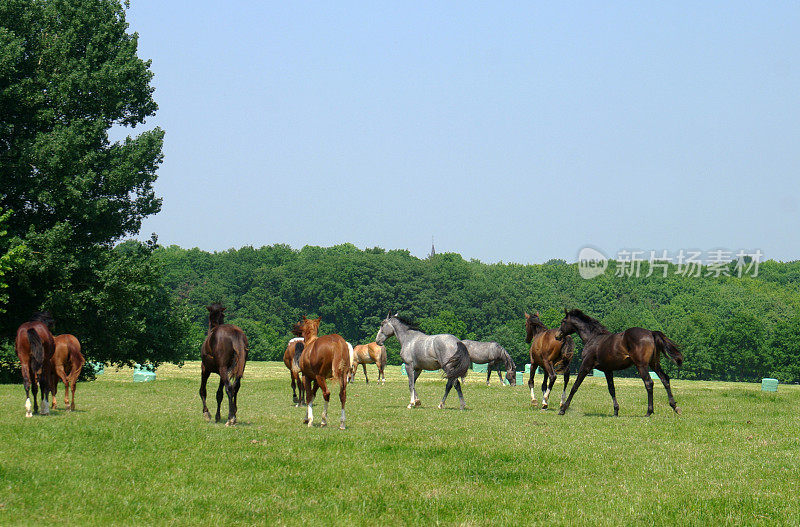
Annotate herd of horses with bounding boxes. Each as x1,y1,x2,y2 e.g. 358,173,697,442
14,304,684,427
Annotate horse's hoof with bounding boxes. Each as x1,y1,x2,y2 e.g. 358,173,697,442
414,400,422,407
437,403,444,410
674,406,681,415
541,404,548,410
302,418,309,424
531,400,539,407
25,411,32,418
307,421,313,428
460,405,466,411
203,412,211,422
557,409,566,415
339,423,346,430
407,404,414,409
320,420,327,427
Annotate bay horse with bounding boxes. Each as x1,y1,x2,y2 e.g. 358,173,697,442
50,334,85,411
349,342,387,384
15,312,55,416
555,309,683,416
199,303,248,426
376,313,470,410
462,340,516,386
524,312,574,409
295,316,352,429
283,334,305,406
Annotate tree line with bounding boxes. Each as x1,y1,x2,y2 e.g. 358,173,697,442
152,244,800,384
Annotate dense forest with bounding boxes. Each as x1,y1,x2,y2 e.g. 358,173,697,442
153,244,800,383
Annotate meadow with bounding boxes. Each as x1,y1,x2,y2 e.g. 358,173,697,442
1,362,798,526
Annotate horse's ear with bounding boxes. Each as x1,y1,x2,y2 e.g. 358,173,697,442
535,311,539,317
316,316,321,322
302,315,307,321
524,312,529,318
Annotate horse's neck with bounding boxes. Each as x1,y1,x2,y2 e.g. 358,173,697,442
302,329,319,345
574,320,607,343
393,325,422,346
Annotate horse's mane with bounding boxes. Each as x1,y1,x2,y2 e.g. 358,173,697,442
390,315,421,331
30,311,54,328
567,309,610,334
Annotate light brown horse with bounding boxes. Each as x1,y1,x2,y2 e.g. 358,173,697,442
349,342,386,384
555,309,683,416
283,335,305,406
15,312,55,416
296,316,352,429
50,334,85,411
199,303,248,426
525,312,574,409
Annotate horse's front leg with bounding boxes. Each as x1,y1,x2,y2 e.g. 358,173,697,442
407,365,421,408
215,374,225,423
224,371,237,426
362,363,369,384
541,361,557,409
528,363,538,406
317,376,330,426
558,356,593,415
338,379,347,430
21,362,33,417
561,370,571,406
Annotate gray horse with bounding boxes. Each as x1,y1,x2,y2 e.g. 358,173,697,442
375,314,471,409
462,340,516,386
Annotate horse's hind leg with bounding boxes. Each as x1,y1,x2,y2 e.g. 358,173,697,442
486,366,491,386
635,363,655,417
224,373,237,426
438,377,455,409
561,370,570,406
652,363,680,414
21,363,33,417
454,379,466,410
317,376,330,427
199,363,212,421
605,371,620,416
541,362,557,409
496,364,504,384
291,372,299,405
338,379,347,430
215,377,224,422
304,376,317,426
362,363,369,384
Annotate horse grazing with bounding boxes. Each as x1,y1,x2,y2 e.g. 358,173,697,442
462,340,516,386
283,335,305,406
50,334,85,411
15,312,56,416
376,313,470,410
349,342,387,384
524,312,574,409
295,316,352,429
199,303,248,426
555,309,683,416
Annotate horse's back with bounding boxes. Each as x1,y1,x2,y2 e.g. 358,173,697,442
16,322,55,361
203,324,248,375
301,334,350,379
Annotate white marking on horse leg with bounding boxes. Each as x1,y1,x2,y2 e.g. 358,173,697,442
322,400,328,425
561,390,567,405
340,408,346,430
41,398,50,415
25,397,32,417
530,387,538,404
307,402,314,427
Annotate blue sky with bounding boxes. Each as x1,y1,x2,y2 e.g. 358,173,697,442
124,2,800,263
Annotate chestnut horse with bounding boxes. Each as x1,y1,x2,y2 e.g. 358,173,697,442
555,309,683,416
199,303,248,426
524,312,574,409
295,316,352,429
349,342,386,384
15,312,55,416
50,334,85,411
283,335,305,406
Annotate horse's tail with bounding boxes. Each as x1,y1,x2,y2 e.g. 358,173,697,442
653,331,683,366
554,336,575,373
27,329,44,368
292,341,305,371
346,342,355,378
443,341,471,380
378,344,387,369
230,333,248,377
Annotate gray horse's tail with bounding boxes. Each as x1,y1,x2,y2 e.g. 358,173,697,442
554,336,574,374
27,329,44,367
653,331,683,366
292,341,305,370
443,341,471,380
378,344,387,369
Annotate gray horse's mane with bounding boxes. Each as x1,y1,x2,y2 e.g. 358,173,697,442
390,315,421,332
567,309,609,334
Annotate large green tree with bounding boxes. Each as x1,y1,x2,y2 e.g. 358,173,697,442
0,0,189,372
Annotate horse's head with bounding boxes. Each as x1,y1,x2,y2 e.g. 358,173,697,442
291,320,304,337
207,303,226,328
524,311,544,343
505,361,517,385
297,315,321,340
375,312,397,346
555,308,577,341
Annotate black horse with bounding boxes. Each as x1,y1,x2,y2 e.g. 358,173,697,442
555,309,683,416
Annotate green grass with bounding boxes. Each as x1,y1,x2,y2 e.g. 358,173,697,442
1,362,799,526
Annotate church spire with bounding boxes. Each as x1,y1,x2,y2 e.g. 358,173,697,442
428,236,436,258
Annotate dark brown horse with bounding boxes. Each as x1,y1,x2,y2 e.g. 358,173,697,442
555,309,683,416
296,316,352,429
283,331,305,406
349,342,387,384
15,312,55,417
199,303,248,426
524,312,574,409
50,334,85,411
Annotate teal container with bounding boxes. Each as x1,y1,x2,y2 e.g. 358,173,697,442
761,378,778,392
472,363,487,373
649,371,660,380
593,369,605,378
401,363,407,376
89,362,105,375
515,371,524,385
525,363,531,373
133,363,156,382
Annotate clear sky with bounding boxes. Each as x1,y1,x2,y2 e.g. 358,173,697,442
124,2,800,263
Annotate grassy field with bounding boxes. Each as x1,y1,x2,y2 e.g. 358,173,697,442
1,362,798,526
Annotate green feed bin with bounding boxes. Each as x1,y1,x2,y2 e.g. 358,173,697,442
649,371,660,380
89,362,105,375
593,369,605,378
133,363,156,382
524,364,542,375
761,378,778,392
515,371,524,385
472,363,487,373
401,364,407,376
